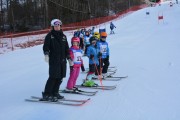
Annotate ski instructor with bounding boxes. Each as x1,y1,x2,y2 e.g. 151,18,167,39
42,19,70,102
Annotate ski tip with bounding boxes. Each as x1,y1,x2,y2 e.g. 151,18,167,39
122,76,128,78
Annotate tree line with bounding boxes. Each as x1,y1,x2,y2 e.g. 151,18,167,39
0,0,144,33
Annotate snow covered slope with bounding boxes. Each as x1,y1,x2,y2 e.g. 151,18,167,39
0,1,180,120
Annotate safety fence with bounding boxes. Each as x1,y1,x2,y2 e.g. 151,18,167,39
0,4,147,54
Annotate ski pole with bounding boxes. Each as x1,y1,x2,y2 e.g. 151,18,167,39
92,58,103,88
99,57,102,78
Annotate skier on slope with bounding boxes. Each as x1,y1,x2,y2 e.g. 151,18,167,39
82,36,102,87
110,22,116,34
73,28,80,37
42,19,70,102
78,33,86,72
96,32,110,78
66,37,84,91
90,26,95,35
83,31,91,55
79,32,85,51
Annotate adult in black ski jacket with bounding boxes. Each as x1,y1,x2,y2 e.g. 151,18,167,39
42,19,70,101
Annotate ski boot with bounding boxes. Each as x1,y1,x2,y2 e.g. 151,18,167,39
54,93,64,99
82,80,97,87
40,92,58,102
73,87,80,92
65,87,79,92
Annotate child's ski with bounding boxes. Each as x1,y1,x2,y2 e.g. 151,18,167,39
93,77,121,81
75,84,116,90
108,66,117,68
59,89,97,96
106,76,128,79
92,76,128,81
85,68,117,73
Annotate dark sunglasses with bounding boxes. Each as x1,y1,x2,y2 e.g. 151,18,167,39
91,41,96,44
101,36,106,38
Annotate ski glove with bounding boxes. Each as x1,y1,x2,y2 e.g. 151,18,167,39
106,55,109,60
98,52,102,58
70,66,74,72
90,54,94,59
68,59,74,66
81,64,85,72
44,55,49,63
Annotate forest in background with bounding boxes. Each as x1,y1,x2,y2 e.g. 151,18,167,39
0,0,144,33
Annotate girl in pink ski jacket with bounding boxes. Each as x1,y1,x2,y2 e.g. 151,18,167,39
66,37,83,90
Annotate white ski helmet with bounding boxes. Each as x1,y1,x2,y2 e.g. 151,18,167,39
51,19,62,26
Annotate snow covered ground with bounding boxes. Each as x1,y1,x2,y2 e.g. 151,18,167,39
0,1,180,120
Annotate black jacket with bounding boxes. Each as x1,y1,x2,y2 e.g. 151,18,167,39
43,30,70,78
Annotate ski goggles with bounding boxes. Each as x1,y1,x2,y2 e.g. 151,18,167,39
101,36,107,39
54,21,62,26
91,40,97,44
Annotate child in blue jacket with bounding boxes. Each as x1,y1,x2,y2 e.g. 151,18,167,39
96,32,110,78
82,36,101,86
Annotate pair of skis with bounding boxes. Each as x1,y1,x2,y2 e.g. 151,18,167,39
92,75,128,81
84,68,117,73
59,84,116,96
74,84,117,90
84,66,128,81
59,89,98,96
25,96,90,106
25,84,117,106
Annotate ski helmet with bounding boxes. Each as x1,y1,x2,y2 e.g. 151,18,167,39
85,31,90,36
100,32,107,37
71,37,80,44
51,19,62,26
89,36,98,44
93,32,100,39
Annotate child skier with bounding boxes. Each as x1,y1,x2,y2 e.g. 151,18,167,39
110,22,116,34
66,37,83,91
84,31,91,55
82,36,101,87
96,32,110,78
79,33,86,72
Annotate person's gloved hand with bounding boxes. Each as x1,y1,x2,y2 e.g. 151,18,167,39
107,55,109,60
44,55,49,63
90,54,94,59
70,66,74,72
68,59,74,66
98,52,102,58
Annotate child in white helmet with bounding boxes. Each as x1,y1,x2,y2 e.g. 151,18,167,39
42,19,70,101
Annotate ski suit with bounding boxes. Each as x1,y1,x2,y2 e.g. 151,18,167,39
86,44,100,80
43,29,70,96
66,46,83,89
97,39,110,74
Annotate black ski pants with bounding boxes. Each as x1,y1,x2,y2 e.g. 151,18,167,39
44,77,63,95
